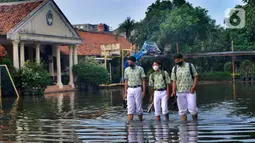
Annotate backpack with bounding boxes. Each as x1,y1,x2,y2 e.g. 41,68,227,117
174,63,194,80
151,70,167,86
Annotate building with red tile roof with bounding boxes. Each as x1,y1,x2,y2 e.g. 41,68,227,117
0,0,82,90
61,29,131,56
0,0,44,35
0,0,132,90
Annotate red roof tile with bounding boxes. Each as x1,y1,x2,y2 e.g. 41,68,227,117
0,0,44,35
61,30,132,56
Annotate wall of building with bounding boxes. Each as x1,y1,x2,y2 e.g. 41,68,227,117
19,4,74,38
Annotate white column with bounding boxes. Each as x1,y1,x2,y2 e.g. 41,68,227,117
36,43,40,64
74,46,78,65
68,45,74,88
20,42,25,68
56,44,63,88
12,40,20,69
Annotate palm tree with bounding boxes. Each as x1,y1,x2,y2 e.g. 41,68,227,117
118,17,135,41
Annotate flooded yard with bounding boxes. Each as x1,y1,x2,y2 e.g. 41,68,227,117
1,83,255,142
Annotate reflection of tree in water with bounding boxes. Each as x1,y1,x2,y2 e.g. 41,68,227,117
13,93,80,142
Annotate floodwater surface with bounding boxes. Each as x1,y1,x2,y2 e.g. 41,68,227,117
1,82,255,142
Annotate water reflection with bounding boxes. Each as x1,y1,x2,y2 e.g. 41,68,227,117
154,121,170,143
179,121,198,143
1,84,255,142
127,121,144,143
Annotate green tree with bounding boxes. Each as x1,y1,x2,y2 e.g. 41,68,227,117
224,62,233,73
118,17,135,41
251,63,255,82
158,4,214,53
172,0,186,7
227,2,255,51
131,0,174,46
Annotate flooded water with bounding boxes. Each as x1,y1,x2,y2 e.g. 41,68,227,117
1,83,255,142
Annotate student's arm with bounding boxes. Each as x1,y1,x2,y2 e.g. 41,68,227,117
124,80,128,99
124,69,128,99
190,64,198,93
165,71,171,99
170,68,176,97
142,78,146,98
190,76,198,94
149,74,154,103
140,67,146,98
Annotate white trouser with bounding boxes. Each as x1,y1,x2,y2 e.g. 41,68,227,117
154,90,168,116
176,92,198,116
127,87,143,115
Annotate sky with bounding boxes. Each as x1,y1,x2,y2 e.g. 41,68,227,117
54,0,244,30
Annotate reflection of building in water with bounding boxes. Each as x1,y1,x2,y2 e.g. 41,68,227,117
178,121,198,143
44,92,75,116
14,92,79,142
101,88,123,106
15,119,80,142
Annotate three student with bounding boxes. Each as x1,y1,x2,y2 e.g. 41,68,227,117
124,53,199,121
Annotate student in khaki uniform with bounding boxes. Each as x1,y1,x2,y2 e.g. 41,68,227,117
149,61,171,121
171,53,199,121
124,56,146,121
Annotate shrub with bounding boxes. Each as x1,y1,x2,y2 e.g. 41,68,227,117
16,61,51,92
199,72,240,81
73,62,109,85
83,57,100,65
0,55,16,74
224,62,232,73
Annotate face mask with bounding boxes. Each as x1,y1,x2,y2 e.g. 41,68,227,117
175,61,183,66
129,64,135,68
153,66,159,71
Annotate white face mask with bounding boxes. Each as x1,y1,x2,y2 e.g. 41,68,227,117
153,66,159,71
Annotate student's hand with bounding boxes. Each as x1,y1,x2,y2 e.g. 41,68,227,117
149,96,153,104
171,91,176,97
166,94,170,100
190,86,196,94
142,92,145,98
123,92,127,100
